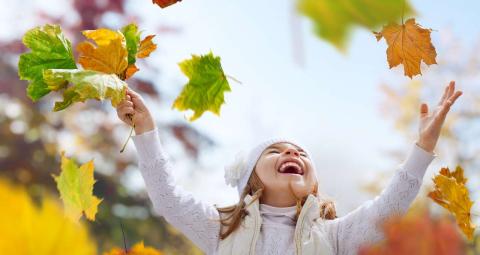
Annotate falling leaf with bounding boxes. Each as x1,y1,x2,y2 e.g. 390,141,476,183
172,51,231,121
428,166,475,240
153,0,181,8
43,69,127,111
359,210,465,255
374,18,437,78
103,241,163,255
77,28,129,78
297,0,412,50
18,24,77,101
52,152,102,221
0,179,96,255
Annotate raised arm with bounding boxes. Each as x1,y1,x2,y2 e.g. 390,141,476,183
326,81,462,255
117,89,220,254
326,142,435,255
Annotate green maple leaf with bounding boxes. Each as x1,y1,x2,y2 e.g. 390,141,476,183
121,23,141,65
297,0,413,50
18,24,77,101
172,52,232,121
52,152,102,221
43,69,127,111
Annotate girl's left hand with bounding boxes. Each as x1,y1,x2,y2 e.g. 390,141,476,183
417,81,463,153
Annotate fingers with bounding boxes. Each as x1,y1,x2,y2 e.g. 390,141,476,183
420,103,429,117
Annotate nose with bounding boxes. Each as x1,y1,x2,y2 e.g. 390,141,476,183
284,148,300,157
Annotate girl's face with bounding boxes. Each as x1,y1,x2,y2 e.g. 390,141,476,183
254,142,317,204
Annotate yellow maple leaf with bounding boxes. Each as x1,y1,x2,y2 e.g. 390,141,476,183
77,28,128,79
0,179,97,255
374,18,437,78
103,241,163,255
428,166,475,240
52,151,102,221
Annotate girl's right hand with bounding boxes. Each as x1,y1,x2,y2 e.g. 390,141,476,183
116,88,156,135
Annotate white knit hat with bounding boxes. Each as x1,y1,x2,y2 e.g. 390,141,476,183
224,138,315,196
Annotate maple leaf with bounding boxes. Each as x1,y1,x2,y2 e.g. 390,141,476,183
120,23,157,79
0,179,96,255
52,152,102,221
374,18,437,78
428,166,475,240
359,211,465,255
297,0,413,49
172,51,231,121
18,24,77,101
103,241,163,255
43,69,127,111
137,35,157,58
153,0,181,8
77,28,129,79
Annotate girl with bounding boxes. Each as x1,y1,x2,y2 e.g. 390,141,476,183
116,81,462,255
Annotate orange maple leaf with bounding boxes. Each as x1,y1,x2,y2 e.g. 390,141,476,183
137,35,157,59
374,18,437,78
428,166,475,240
153,0,181,8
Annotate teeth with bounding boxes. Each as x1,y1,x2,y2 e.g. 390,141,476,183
279,162,303,174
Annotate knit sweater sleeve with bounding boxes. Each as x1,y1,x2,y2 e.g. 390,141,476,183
325,142,436,255
131,127,220,254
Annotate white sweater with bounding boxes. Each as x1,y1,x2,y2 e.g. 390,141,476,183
132,128,436,255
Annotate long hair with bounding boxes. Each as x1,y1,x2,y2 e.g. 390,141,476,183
216,171,337,240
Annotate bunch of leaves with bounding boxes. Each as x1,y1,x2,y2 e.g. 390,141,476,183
52,151,102,222
297,0,413,50
172,51,234,121
358,210,465,255
0,178,97,255
103,241,163,255
428,166,476,240
18,23,156,111
153,0,182,8
374,18,437,78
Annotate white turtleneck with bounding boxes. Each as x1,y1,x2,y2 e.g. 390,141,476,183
257,204,297,254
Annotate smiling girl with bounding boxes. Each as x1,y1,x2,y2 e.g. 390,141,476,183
116,81,462,255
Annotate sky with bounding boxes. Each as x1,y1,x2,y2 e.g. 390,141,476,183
1,0,479,216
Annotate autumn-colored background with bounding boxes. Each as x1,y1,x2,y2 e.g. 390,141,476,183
0,0,479,254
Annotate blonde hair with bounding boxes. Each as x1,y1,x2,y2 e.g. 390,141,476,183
216,171,337,240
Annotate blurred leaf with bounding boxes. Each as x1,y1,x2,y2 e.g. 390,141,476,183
52,151,102,221
374,18,437,78
103,241,163,255
153,0,182,9
359,210,465,255
297,0,412,50
18,24,77,101
172,51,231,121
0,179,96,255
43,69,127,111
428,166,475,240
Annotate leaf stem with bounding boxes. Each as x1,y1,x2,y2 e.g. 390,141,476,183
120,221,128,253
226,74,242,85
120,114,135,153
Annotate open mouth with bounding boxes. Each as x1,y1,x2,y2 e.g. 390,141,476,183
277,161,304,175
